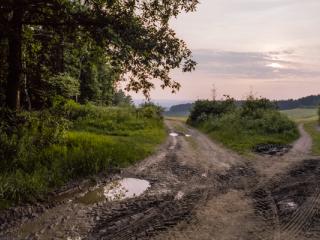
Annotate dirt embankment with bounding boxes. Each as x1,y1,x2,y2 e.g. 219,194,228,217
1,120,319,240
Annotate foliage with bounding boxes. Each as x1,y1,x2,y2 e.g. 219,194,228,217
0,103,165,207
166,94,320,117
1,0,198,110
44,73,80,101
188,97,299,153
241,96,277,117
187,97,236,125
277,94,320,110
112,90,133,106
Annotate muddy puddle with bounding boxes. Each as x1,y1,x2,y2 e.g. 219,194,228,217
170,132,192,138
76,178,150,205
170,132,179,137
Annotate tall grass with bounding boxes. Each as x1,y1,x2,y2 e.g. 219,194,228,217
0,102,165,208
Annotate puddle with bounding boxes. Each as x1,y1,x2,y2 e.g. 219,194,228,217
287,202,298,209
280,200,298,210
175,191,185,200
77,178,150,205
170,132,179,137
201,173,208,178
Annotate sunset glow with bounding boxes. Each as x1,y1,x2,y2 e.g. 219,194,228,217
266,63,284,69
131,0,320,102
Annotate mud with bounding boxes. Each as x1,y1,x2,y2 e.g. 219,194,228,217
1,120,319,240
253,143,292,156
252,159,320,240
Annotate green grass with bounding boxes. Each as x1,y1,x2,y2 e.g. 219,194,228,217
205,129,296,154
0,103,165,209
303,121,320,155
193,110,299,154
281,108,318,122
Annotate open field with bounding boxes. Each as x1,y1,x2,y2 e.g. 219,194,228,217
281,108,318,122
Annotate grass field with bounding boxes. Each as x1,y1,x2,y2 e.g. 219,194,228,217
280,108,318,122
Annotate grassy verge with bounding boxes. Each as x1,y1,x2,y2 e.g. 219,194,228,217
303,121,320,155
0,102,165,209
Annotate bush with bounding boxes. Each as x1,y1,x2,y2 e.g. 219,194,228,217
45,73,80,100
0,109,67,173
188,97,235,125
241,97,277,118
188,97,299,153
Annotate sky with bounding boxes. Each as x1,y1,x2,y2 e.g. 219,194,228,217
130,0,320,103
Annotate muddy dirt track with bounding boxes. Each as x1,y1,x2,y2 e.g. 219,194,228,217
1,120,320,240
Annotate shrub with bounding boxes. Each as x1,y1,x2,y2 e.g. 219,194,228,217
45,73,80,100
188,97,299,153
241,97,277,118
188,97,236,125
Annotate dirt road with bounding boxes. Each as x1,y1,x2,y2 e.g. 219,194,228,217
1,120,320,240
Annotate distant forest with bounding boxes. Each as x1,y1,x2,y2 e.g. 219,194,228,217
166,95,320,116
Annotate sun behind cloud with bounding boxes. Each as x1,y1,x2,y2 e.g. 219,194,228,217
266,62,284,69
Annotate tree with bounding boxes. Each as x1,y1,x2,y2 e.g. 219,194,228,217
112,90,133,106
1,0,198,110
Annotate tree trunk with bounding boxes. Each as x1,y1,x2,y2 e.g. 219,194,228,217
6,8,23,110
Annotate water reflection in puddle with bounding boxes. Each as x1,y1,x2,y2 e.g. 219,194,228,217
279,200,298,211
175,191,184,200
77,178,150,205
286,201,298,209
170,132,179,137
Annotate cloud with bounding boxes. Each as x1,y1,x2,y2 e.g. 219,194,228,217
192,49,320,79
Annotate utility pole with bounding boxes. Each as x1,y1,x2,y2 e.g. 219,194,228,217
211,84,216,101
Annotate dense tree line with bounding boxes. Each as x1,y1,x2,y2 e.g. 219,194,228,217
0,0,198,111
276,95,320,110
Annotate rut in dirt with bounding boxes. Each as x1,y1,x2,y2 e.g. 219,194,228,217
252,159,320,240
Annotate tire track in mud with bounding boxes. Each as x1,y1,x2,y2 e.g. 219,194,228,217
252,159,320,240
86,122,258,240
87,189,211,240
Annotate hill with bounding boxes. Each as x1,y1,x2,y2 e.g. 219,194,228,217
165,103,193,116
165,95,320,116
277,95,320,110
